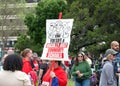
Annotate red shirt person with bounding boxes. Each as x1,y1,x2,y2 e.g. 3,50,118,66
41,61,68,86
21,48,37,86
21,48,33,74
32,53,39,71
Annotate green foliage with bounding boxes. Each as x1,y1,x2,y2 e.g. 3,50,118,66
14,34,43,55
65,0,120,56
24,0,67,54
14,34,32,53
16,0,120,57
67,79,74,86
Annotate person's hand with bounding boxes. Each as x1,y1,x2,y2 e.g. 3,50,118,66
50,71,56,78
78,73,83,78
76,70,80,75
116,73,120,77
118,68,120,72
41,81,49,86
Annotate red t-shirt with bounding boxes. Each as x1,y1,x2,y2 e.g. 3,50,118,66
22,58,32,74
32,60,39,71
42,66,68,86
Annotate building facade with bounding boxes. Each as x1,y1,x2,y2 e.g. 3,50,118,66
0,1,37,58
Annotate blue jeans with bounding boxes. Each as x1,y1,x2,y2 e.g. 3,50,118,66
75,78,90,86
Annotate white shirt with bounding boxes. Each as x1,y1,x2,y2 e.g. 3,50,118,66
0,70,32,86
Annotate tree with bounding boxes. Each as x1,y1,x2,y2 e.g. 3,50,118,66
64,0,120,56
0,0,26,52
16,0,120,57
14,34,32,53
24,0,67,54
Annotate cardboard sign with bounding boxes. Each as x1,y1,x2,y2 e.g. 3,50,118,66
41,19,74,61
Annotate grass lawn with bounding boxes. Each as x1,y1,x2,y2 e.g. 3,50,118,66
36,78,75,86
67,79,75,86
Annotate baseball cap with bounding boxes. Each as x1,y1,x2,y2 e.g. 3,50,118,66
105,49,118,57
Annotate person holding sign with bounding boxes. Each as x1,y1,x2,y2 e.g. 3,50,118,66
41,18,74,86
41,61,68,86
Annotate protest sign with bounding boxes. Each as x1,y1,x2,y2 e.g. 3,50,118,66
41,19,74,61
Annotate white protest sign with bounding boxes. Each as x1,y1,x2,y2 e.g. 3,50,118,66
41,19,74,61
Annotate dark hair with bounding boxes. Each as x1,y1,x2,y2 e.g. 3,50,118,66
57,61,61,66
3,54,23,72
75,52,85,66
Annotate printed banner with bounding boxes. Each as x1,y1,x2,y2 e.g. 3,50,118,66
41,19,74,61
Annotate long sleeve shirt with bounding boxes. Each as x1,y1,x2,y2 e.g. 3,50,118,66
71,61,92,81
42,66,68,86
22,58,32,74
0,70,32,86
99,61,117,86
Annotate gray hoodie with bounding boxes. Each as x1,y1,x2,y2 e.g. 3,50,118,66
99,61,117,86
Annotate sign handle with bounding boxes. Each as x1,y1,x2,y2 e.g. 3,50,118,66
50,12,63,86
51,12,62,71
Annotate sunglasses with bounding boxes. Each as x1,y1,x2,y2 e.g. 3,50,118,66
78,55,83,57
112,54,116,56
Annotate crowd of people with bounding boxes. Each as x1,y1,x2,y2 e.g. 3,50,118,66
0,40,120,86
0,48,68,86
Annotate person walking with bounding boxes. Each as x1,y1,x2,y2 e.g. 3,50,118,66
31,52,40,74
110,41,120,86
83,52,92,67
1,49,14,64
99,49,118,86
0,54,32,86
21,48,37,86
71,52,92,86
21,48,33,74
38,60,48,85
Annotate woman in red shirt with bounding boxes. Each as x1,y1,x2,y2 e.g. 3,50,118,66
21,48,33,74
21,48,37,86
